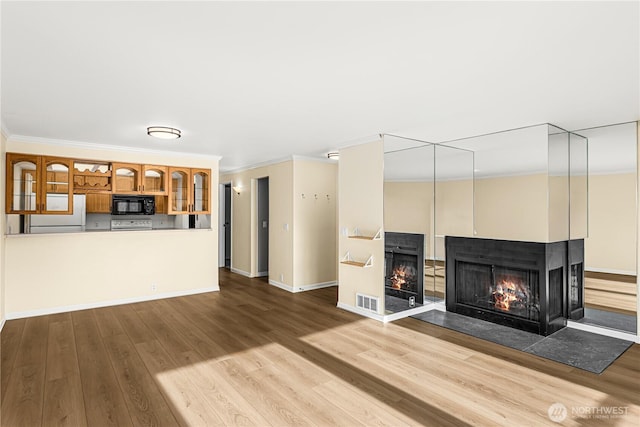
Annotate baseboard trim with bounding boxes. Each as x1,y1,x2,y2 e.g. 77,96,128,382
6,287,220,320
231,267,252,278
337,301,385,322
336,301,438,323
0,317,5,332
567,320,639,343
383,304,433,322
256,271,269,277
268,280,294,292
268,280,337,293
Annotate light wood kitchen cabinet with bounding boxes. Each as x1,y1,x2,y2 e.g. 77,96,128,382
112,163,168,195
112,163,142,194
142,165,168,195
6,153,74,214
168,167,211,214
86,193,112,213
154,195,168,214
73,161,112,193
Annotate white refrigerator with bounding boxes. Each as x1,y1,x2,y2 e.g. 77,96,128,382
29,194,87,233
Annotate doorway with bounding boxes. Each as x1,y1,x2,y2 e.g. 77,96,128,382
257,177,269,276
219,183,232,268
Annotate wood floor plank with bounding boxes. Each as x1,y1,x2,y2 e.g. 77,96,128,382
43,315,87,427
1,318,26,404
216,357,314,426
1,316,49,427
102,333,180,427
177,350,273,426
252,359,366,427
93,306,126,338
134,340,226,426
71,310,133,427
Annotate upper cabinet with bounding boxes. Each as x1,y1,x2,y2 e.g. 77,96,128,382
112,163,168,195
168,167,211,214
6,153,209,216
73,161,112,193
6,153,73,214
142,165,168,195
112,163,142,194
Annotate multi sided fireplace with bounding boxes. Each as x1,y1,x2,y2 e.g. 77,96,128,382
445,237,584,336
385,232,424,305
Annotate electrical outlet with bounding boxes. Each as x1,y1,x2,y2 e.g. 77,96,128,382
151,283,157,292
280,273,284,282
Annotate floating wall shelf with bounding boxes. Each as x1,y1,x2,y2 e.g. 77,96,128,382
340,251,373,268
348,227,382,240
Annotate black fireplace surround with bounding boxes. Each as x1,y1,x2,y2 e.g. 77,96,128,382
445,236,584,336
385,232,424,304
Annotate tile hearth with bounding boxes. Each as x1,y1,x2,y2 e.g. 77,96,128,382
411,310,634,374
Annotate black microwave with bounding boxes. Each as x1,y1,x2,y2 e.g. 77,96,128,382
112,195,155,215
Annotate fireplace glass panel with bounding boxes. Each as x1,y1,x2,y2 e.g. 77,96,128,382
548,267,563,320
456,261,540,321
569,263,583,312
385,253,419,297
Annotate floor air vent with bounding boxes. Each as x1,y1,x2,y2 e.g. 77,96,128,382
356,293,379,313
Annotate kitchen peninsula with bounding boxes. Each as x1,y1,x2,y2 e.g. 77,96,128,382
2,138,220,321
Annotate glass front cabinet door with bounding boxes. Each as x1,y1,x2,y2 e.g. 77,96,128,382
42,157,73,214
167,167,211,214
191,169,210,214
142,165,168,195
112,163,142,194
6,154,73,214
168,167,191,214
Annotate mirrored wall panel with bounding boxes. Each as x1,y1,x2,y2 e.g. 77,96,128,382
434,144,474,306
572,122,637,334
441,124,550,242
383,135,435,313
548,125,570,242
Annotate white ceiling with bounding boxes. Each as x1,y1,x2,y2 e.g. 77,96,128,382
2,1,638,172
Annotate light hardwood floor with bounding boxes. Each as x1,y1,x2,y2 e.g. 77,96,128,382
2,268,639,426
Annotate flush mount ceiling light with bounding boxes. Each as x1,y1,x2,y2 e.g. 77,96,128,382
327,152,339,160
147,126,181,140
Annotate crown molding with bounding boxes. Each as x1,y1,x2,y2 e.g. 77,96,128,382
220,155,295,175
220,152,339,176
1,122,11,140
335,133,383,150
7,134,222,161
291,154,336,164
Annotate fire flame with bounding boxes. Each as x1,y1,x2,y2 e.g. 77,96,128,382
390,266,409,289
492,280,518,311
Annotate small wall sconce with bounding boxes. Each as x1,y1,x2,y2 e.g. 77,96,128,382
232,186,243,195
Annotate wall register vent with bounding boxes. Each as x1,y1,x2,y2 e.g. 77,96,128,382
356,293,379,313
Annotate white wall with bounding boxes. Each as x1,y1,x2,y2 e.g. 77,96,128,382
293,159,338,287
4,138,219,317
1,131,6,326
221,158,338,290
338,140,385,313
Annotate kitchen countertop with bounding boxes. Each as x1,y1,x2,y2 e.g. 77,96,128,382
6,228,214,237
